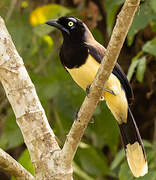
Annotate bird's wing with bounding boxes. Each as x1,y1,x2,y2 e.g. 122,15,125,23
86,42,134,104
113,63,134,103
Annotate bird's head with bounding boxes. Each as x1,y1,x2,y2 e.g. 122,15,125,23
46,16,94,44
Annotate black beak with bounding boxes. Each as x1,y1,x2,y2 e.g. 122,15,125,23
46,19,62,29
45,19,70,34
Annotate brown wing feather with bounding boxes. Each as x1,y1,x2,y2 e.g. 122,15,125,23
85,42,133,104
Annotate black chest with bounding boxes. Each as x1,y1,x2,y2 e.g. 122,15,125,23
59,43,88,69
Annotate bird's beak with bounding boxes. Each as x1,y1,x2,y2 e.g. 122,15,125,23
45,19,70,34
46,19,62,29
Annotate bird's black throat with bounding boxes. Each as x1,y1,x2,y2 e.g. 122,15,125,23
59,40,88,69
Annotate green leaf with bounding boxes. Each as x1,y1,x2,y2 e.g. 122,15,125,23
127,55,146,83
0,109,24,150
127,2,154,46
110,149,125,170
73,161,95,180
75,142,109,176
18,149,34,174
142,38,156,56
127,52,143,81
127,60,139,82
118,162,134,180
11,149,34,180
143,140,153,148
146,148,156,166
151,0,156,13
136,56,146,82
87,103,119,154
105,0,125,35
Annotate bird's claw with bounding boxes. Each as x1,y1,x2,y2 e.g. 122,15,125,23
86,84,105,101
104,88,116,96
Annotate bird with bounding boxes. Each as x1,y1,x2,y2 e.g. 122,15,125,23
46,16,148,177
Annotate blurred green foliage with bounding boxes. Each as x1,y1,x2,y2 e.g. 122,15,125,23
0,0,156,180
11,149,34,180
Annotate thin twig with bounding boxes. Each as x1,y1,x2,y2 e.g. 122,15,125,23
5,0,17,21
61,0,140,165
53,107,66,140
0,148,34,180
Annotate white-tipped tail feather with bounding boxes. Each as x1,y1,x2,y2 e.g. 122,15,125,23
126,142,148,177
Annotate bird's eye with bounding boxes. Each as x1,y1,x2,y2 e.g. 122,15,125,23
68,21,74,27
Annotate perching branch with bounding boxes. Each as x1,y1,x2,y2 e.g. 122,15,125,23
0,148,34,180
61,0,140,166
0,17,63,180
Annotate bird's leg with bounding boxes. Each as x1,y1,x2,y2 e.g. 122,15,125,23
86,84,104,101
74,107,94,123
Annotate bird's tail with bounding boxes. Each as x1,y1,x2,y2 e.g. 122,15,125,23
118,107,148,177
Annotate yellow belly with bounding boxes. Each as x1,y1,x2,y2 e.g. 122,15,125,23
66,55,128,123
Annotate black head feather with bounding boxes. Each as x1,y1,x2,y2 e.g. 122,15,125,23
46,16,86,43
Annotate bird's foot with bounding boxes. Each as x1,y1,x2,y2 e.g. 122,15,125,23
104,88,116,96
86,84,104,101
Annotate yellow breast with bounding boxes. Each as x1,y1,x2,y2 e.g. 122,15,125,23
66,55,100,90
66,55,128,123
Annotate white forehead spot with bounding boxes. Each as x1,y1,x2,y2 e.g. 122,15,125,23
68,17,77,23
